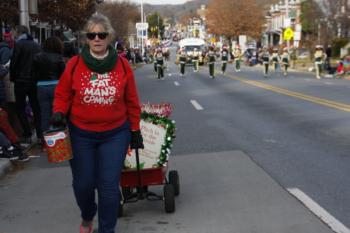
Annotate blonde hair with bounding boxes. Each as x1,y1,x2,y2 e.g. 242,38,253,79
84,13,115,41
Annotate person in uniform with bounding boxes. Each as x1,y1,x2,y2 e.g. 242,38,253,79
192,47,200,72
179,49,187,76
207,46,216,78
271,47,281,72
153,48,158,73
314,45,326,79
281,47,289,76
233,45,242,72
260,47,270,77
155,48,164,80
221,45,229,74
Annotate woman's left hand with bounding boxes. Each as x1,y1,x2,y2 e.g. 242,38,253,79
130,130,144,149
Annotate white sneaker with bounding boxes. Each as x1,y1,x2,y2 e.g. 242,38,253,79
316,76,321,79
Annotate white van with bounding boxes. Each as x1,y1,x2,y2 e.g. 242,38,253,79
178,38,206,65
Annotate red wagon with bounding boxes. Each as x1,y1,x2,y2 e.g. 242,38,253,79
119,149,180,215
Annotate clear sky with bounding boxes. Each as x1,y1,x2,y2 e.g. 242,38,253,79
132,0,190,5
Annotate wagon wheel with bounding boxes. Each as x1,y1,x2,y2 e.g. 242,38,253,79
122,187,132,199
164,184,175,213
168,170,180,196
118,197,124,217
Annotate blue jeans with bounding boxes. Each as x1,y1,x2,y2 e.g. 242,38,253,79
37,84,56,133
68,121,131,233
0,132,11,147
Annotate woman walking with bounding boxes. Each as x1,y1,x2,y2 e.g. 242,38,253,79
32,36,65,138
51,14,144,233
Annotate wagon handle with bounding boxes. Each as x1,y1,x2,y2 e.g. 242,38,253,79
135,148,143,199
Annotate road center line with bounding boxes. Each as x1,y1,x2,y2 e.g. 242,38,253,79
228,75,350,112
174,81,180,86
190,100,204,110
287,188,350,233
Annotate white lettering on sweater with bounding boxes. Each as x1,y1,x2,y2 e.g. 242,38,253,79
80,72,120,106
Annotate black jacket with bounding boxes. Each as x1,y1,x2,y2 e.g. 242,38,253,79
9,34,41,84
0,42,11,106
0,42,11,65
32,52,65,82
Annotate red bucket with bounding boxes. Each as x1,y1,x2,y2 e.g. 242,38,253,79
43,128,73,163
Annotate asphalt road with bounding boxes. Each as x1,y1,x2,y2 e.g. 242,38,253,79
1,45,350,232
134,46,350,228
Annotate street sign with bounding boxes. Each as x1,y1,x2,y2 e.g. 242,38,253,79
136,22,149,30
283,27,294,41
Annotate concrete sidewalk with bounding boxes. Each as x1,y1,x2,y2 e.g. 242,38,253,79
0,158,11,178
0,150,333,233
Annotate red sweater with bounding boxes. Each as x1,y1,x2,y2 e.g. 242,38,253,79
53,55,141,132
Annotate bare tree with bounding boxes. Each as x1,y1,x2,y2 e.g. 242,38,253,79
0,0,18,26
98,1,140,44
36,0,95,32
206,0,264,41
300,0,327,51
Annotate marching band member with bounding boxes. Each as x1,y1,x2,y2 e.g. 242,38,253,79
314,45,326,79
179,49,187,76
233,45,242,72
260,46,270,77
192,47,200,72
281,47,289,76
221,45,229,74
271,47,281,72
207,46,216,79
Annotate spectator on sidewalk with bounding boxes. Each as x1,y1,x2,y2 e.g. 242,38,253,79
9,25,42,144
325,44,332,72
336,59,344,78
32,36,65,135
0,108,29,161
0,37,12,107
51,13,144,233
3,27,14,49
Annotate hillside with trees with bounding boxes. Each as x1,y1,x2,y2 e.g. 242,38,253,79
144,0,279,24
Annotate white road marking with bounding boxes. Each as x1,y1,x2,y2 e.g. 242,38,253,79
324,82,333,85
287,188,350,233
190,100,204,110
174,81,180,86
263,139,277,143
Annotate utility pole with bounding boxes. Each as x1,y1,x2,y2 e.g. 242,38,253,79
19,0,30,29
285,0,290,52
141,0,144,58
157,14,160,39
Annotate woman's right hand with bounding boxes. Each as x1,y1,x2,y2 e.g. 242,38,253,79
50,112,66,128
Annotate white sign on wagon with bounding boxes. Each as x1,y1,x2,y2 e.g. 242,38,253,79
124,120,166,169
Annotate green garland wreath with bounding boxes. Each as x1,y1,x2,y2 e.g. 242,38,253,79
141,112,176,167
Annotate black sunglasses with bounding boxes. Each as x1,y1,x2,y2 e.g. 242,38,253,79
86,32,109,40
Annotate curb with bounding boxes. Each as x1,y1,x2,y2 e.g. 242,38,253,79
0,142,36,179
0,158,12,178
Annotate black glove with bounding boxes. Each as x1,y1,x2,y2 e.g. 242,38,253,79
50,112,66,128
130,130,144,149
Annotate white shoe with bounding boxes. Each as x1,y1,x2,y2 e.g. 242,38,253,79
316,76,321,79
